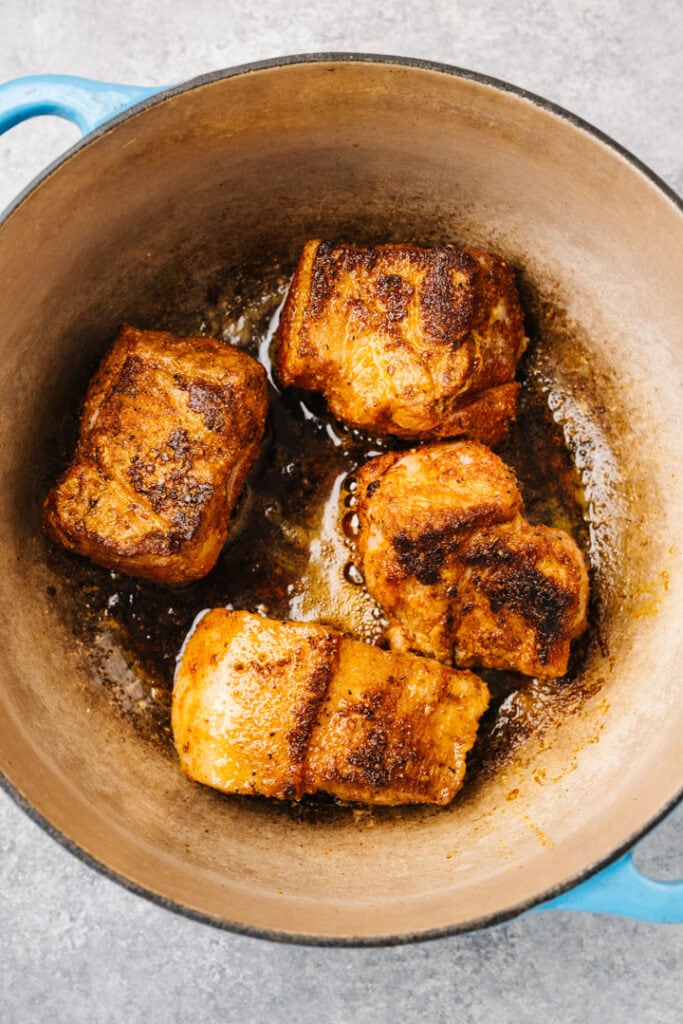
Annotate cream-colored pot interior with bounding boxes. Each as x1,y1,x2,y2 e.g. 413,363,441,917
0,57,681,942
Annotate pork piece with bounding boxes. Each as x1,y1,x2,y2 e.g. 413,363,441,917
274,241,527,445
172,609,489,806
43,325,268,585
355,441,589,678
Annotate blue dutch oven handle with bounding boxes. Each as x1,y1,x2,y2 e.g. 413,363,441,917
0,73,682,925
0,73,164,137
533,850,683,922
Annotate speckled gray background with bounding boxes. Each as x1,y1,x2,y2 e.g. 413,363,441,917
1,2,682,1022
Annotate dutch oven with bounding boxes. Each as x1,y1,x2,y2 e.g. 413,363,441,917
0,54,681,942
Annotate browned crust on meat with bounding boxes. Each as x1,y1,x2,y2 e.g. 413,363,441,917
454,521,589,675
172,610,490,806
42,325,269,584
172,610,340,800
285,633,339,771
274,241,527,443
354,441,589,678
304,645,489,805
355,441,523,551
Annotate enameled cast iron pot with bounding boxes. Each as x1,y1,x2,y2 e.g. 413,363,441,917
0,55,682,943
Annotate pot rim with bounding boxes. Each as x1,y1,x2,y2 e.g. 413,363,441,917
1,51,681,946
3,764,682,946
2,52,681,228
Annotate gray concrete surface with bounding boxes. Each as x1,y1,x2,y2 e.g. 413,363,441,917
1,2,682,1021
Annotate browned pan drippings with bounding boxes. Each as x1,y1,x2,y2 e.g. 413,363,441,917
43,258,603,795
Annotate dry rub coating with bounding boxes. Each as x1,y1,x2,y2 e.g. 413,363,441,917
172,609,489,806
43,325,268,585
274,241,527,445
355,441,589,678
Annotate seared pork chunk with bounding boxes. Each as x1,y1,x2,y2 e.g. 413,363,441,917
274,241,527,445
43,325,268,585
355,441,589,678
172,609,489,805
